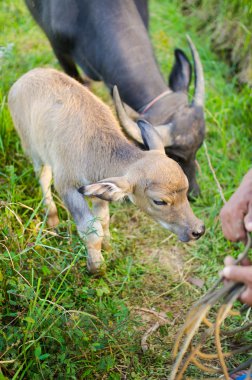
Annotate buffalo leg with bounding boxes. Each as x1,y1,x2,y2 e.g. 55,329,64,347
53,48,91,86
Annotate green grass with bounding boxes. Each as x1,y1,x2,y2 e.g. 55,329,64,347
0,0,252,379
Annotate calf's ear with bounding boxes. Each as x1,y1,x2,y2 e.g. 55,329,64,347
169,49,192,92
78,177,132,202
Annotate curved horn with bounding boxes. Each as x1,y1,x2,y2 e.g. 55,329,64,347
113,86,173,147
186,35,205,107
113,86,144,144
154,124,173,146
123,103,140,121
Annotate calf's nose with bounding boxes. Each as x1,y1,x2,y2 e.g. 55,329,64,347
190,224,205,240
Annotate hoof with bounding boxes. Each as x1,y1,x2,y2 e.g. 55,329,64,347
102,239,112,252
47,213,60,228
87,255,106,275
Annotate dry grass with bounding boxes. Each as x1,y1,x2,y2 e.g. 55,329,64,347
180,0,252,85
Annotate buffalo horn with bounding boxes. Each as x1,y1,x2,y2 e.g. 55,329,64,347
187,35,205,107
113,86,172,146
113,86,144,144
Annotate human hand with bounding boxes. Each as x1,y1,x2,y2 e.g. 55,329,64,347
222,256,252,306
220,169,252,242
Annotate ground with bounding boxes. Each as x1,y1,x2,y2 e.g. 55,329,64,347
0,0,251,379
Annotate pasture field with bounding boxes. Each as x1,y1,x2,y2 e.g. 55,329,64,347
0,0,251,379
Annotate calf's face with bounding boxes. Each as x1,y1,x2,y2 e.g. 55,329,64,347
80,119,205,242
128,152,205,242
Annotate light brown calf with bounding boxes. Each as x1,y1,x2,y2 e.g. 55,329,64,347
8,68,205,273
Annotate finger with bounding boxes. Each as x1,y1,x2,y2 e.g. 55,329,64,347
242,258,251,266
222,265,252,284
224,256,235,266
232,219,247,242
220,203,247,242
240,288,252,307
238,254,251,266
220,207,235,241
221,218,246,242
244,203,252,232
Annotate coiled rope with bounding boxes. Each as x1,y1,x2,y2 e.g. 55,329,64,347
170,233,252,379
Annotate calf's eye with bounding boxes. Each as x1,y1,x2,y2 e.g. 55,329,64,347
153,200,167,206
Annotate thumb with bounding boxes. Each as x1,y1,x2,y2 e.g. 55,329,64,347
222,265,252,284
240,287,252,306
244,203,252,231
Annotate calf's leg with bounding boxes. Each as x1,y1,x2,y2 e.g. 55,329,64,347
92,198,111,251
59,187,105,274
39,165,59,227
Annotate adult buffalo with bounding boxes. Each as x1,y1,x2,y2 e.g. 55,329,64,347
25,0,205,196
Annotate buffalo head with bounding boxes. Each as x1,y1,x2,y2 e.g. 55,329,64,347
114,36,205,198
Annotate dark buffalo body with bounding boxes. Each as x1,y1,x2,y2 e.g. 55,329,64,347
25,0,205,196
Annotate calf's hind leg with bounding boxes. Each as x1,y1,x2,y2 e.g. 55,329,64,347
39,165,59,227
60,187,105,274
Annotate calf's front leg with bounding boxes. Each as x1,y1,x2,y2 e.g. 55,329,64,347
59,187,105,274
92,198,111,251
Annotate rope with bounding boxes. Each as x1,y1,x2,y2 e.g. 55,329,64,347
139,89,172,115
203,141,227,204
169,233,252,380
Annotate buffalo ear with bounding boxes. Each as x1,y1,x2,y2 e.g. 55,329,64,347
169,49,192,92
137,119,165,152
78,177,132,202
